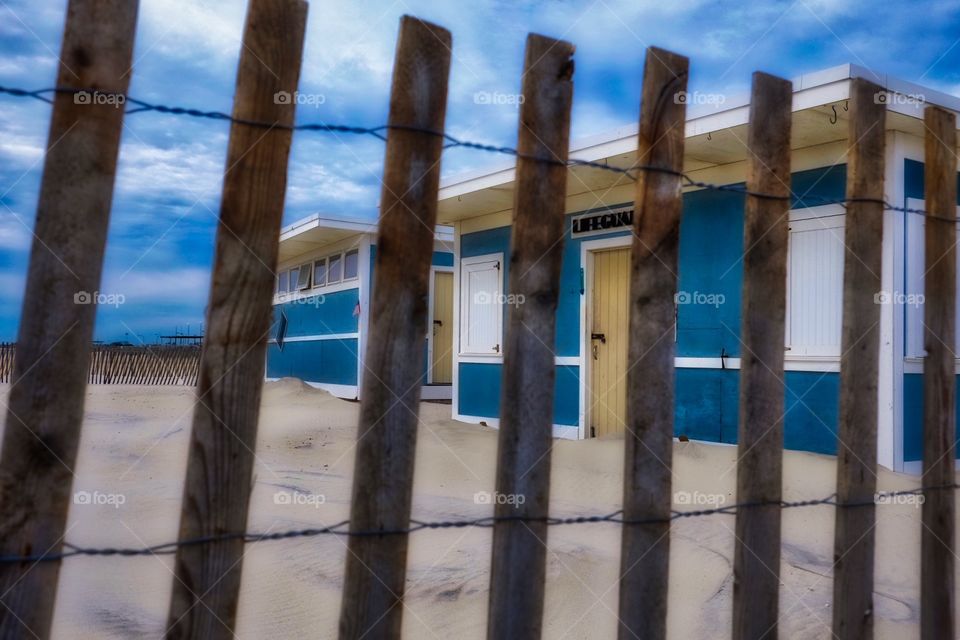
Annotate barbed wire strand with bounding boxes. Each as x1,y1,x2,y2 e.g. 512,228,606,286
1,85,956,223
0,484,952,564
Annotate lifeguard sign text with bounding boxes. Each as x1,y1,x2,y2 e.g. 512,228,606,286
570,208,634,238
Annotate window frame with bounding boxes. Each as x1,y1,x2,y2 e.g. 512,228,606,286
343,249,360,281
328,252,343,284
313,257,327,288
295,262,312,290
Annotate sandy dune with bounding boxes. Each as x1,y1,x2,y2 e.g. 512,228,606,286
0,380,941,638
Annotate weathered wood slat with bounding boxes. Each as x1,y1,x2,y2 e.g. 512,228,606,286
0,2,138,637
486,33,574,640
921,104,957,640
617,46,688,640
338,15,451,640
732,71,792,640
165,0,307,637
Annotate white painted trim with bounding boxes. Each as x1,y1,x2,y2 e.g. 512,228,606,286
451,413,580,440
881,130,907,471
675,357,741,370
265,378,358,400
672,356,841,372
580,235,633,440
456,355,580,366
903,358,960,375
782,358,841,373
357,236,372,400
268,332,359,344
457,355,502,364
421,385,452,401
280,213,453,244
451,225,462,418
438,64,960,204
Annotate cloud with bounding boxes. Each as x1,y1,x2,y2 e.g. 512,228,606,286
3,0,960,341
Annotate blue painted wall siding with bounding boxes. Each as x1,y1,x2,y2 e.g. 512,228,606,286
459,362,839,454
783,371,840,455
458,165,846,454
458,362,580,427
273,288,360,336
903,374,960,462
675,368,737,443
267,243,453,387
267,339,359,385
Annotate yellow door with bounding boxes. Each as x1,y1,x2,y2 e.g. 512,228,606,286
431,271,454,383
590,248,630,437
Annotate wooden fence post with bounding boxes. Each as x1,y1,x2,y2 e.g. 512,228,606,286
617,46,688,640
731,72,792,640
338,16,451,640
164,0,307,637
831,78,886,640
0,2,138,638
921,104,957,640
486,33,574,640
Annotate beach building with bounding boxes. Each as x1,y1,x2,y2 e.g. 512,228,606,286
267,215,455,401
434,64,960,473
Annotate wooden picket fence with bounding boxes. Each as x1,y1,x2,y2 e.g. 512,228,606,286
0,1,956,639
0,343,200,385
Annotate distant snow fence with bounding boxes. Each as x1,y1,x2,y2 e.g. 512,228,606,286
0,2,957,640
0,343,200,386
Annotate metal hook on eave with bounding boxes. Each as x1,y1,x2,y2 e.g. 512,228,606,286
829,104,839,125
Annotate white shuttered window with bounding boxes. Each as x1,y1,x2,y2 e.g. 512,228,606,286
460,254,503,356
785,205,845,357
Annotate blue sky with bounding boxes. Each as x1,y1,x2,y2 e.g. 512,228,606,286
1,0,960,343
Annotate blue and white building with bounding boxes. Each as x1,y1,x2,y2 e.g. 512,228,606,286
435,64,960,472
267,215,455,400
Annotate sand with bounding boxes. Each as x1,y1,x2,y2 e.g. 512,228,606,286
0,380,939,639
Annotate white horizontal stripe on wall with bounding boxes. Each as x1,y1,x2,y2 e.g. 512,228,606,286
454,355,838,372
267,333,359,344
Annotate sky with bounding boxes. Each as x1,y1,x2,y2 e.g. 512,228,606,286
1,0,960,343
